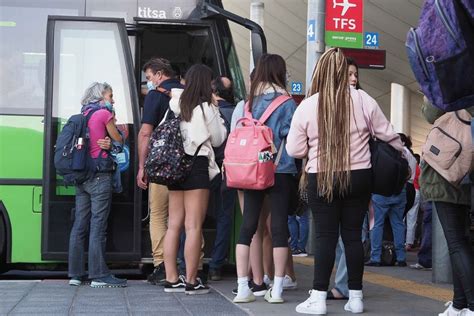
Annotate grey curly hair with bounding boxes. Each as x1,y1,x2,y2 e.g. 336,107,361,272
80,82,112,106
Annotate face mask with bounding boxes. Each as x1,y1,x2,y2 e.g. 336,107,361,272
147,80,156,91
104,101,113,112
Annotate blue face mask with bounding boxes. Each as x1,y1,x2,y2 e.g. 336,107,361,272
147,80,156,91
104,101,113,112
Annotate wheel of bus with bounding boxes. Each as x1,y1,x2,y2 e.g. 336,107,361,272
0,215,8,274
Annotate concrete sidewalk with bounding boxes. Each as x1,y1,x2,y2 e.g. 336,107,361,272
0,253,451,316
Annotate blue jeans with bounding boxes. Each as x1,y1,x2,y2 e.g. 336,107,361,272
370,191,407,263
288,209,309,250
417,201,432,268
333,214,369,297
68,173,112,279
209,176,235,270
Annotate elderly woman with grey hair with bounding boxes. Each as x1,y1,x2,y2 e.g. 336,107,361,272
68,82,125,288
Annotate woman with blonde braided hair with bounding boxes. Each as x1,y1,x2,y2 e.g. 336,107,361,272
287,48,403,315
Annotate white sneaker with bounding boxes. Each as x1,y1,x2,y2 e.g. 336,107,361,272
344,290,364,314
233,288,256,303
439,302,464,316
264,286,284,304
295,290,327,315
459,308,474,316
282,275,298,290
263,275,272,287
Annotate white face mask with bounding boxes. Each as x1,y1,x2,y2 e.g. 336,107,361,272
147,80,156,91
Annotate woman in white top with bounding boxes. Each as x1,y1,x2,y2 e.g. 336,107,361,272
162,64,227,295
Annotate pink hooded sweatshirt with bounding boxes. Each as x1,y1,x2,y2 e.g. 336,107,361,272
286,86,403,173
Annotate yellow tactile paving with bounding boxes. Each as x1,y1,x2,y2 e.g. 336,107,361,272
293,256,452,302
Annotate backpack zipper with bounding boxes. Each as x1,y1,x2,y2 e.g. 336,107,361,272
432,126,462,158
410,28,429,79
434,0,460,46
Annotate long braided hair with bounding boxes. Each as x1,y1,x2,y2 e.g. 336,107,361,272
308,48,351,201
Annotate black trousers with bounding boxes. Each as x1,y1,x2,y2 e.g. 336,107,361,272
435,202,474,311
308,169,372,291
237,174,293,248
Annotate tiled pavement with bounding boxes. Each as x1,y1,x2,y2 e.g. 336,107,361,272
0,280,247,316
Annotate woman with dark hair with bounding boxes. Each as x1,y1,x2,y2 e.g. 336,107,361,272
287,48,403,314
347,57,362,90
233,54,297,304
162,64,227,295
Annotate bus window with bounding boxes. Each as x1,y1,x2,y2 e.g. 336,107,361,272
0,0,84,115
51,20,134,124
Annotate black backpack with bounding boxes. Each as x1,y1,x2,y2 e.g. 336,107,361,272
54,110,98,186
213,101,234,165
144,112,202,186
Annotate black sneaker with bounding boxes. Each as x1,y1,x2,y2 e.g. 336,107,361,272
365,260,381,267
163,275,186,293
198,268,209,285
147,262,166,285
250,280,268,297
209,268,222,281
395,261,407,267
232,280,267,296
185,278,210,295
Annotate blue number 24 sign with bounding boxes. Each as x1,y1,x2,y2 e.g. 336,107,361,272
364,32,379,48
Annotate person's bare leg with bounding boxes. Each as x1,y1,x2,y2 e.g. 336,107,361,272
164,191,185,282
183,189,209,284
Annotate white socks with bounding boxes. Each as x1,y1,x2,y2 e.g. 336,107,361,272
237,277,251,296
272,276,284,299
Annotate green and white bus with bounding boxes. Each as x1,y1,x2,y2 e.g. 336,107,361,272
0,0,266,271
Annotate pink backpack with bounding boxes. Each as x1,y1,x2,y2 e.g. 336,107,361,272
224,95,291,190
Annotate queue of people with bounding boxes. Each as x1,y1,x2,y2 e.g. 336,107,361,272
65,49,472,315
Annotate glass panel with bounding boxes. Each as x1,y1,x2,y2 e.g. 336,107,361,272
0,0,84,115
52,20,133,125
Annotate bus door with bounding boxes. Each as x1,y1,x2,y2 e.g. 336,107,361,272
130,18,224,257
41,16,142,261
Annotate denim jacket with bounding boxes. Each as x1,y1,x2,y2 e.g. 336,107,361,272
250,90,297,174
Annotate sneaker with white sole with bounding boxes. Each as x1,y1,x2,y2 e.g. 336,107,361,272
264,286,284,304
233,287,256,303
439,301,464,316
69,276,87,286
185,278,210,295
90,275,127,288
263,275,272,287
295,290,327,315
282,275,298,290
344,290,364,314
164,275,186,293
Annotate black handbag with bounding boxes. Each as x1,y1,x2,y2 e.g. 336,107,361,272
359,92,409,196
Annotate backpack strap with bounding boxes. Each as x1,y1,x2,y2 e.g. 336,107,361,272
156,87,171,97
244,95,293,125
274,138,286,167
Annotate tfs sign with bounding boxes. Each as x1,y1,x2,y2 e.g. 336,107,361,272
326,0,364,33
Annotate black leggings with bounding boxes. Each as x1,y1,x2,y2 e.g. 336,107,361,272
308,169,372,291
237,174,293,248
435,202,474,311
